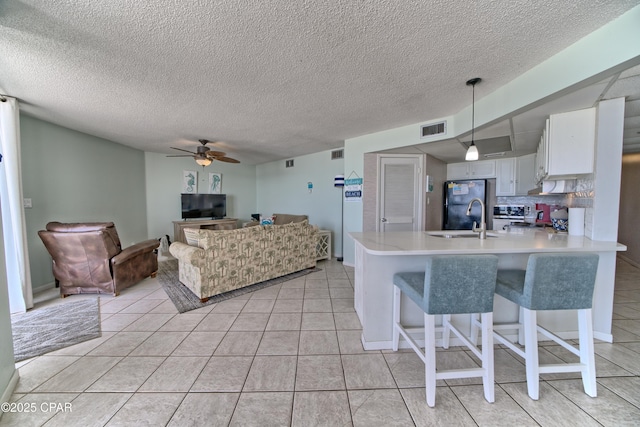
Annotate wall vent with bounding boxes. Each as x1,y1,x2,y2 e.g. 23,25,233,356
420,121,447,139
331,149,344,160
285,159,294,168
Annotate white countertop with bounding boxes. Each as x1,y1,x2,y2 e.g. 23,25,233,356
349,229,626,255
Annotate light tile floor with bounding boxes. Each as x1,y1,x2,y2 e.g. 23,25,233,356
2,257,640,426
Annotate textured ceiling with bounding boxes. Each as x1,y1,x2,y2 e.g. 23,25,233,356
1,1,639,164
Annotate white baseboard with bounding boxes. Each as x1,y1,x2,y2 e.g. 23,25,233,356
0,369,20,421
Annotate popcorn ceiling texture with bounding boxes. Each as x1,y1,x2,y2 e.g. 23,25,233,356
0,1,637,163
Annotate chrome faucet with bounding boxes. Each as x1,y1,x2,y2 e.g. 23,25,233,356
466,198,487,239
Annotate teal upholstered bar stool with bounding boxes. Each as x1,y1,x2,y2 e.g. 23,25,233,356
392,255,499,407
491,253,599,400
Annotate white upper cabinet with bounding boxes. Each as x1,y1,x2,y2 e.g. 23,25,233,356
446,159,496,180
495,154,537,196
515,153,537,195
541,107,596,180
495,158,516,196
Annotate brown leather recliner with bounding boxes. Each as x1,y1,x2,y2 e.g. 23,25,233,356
38,222,160,297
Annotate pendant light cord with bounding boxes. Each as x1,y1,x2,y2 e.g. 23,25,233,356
466,78,481,146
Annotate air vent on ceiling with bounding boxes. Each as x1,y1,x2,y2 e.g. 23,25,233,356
285,159,294,168
420,121,447,139
331,149,344,160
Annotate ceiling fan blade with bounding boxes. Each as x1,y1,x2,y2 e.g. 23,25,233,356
170,147,197,155
216,156,240,164
205,150,226,158
166,155,195,158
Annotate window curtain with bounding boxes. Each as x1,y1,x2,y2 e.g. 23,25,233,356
0,97,33,313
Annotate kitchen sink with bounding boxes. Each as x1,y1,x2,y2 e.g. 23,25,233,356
427,231,498,239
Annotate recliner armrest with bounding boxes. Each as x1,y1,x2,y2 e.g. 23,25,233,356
112,239,160,265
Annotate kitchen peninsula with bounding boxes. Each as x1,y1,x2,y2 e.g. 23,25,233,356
350,229,626,350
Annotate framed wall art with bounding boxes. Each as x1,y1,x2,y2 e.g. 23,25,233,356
209,173,222,194
182,170,197,193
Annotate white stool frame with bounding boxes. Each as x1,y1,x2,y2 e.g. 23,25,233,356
490,307,597,400
392,285,495,407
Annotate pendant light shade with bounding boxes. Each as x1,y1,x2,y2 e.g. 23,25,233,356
465,77,481,162
465,142,479,161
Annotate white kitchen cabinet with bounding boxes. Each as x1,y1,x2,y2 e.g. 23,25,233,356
535,120,549,184
535,108,595,182
446,159,496,180
516,153,537,195
446,162,471,180
546,107,595,178
496,154,537,196
495,158,516,196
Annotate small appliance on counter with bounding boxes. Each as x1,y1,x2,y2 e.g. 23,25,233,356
535,203,551,224
492,205,525,230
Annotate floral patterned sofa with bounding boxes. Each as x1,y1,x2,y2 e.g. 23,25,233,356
169,220,317,301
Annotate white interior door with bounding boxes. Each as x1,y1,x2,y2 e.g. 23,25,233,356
377,155,423,232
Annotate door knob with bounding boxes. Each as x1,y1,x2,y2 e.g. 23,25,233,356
381,218,388,222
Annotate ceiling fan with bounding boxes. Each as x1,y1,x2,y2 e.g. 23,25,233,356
167,139,240,166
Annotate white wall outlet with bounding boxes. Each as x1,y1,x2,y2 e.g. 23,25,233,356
23,198,32,208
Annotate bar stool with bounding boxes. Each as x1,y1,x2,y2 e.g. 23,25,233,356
491,253,599,400
392,255,498,407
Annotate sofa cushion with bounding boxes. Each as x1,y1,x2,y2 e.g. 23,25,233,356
273,213,308,225
183,228,202,247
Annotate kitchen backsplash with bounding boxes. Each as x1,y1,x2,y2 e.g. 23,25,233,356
496,176,595,234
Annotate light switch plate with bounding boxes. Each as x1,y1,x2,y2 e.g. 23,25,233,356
23,198,32,208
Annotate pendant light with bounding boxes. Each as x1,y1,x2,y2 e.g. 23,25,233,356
465,77,481,161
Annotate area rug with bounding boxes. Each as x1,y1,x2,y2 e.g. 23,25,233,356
158,259,320,313
11,298,101,362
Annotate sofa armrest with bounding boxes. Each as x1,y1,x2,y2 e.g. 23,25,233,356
169,242,205,264
112,239,160,265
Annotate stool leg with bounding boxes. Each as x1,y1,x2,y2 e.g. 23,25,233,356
470,313,479,346
442,314,451,349
518,306,525,345
480,312,495,403
522,308,540,400
425,313,437,407
578,308,597,397
392,286,401,351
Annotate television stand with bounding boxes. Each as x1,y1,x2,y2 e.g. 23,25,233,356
172,218,238,244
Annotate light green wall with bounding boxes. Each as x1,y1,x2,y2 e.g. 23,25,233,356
20,115,149,290
144,152,258,240
256,150,344,257
0,206,17,409
341,7,640,265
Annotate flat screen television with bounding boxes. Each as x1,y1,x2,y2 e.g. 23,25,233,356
181,194,226,219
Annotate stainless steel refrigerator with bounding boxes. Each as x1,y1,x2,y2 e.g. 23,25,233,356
443,179,487,230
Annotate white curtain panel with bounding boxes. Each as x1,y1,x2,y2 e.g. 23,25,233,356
0,97,33,313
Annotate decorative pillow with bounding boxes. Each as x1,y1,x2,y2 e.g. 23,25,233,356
183,228,201,246
260,216,274,225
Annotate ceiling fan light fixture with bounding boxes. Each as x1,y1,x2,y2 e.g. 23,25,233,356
465,77,481,162
195,155,212,166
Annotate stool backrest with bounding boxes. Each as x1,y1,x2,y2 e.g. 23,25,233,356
424,255,498,315
524,253,599,310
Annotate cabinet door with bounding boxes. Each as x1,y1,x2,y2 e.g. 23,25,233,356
547,108,595,177
495,158,516,196
446,163,469,180
516,154,537,195
469,160,496,178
